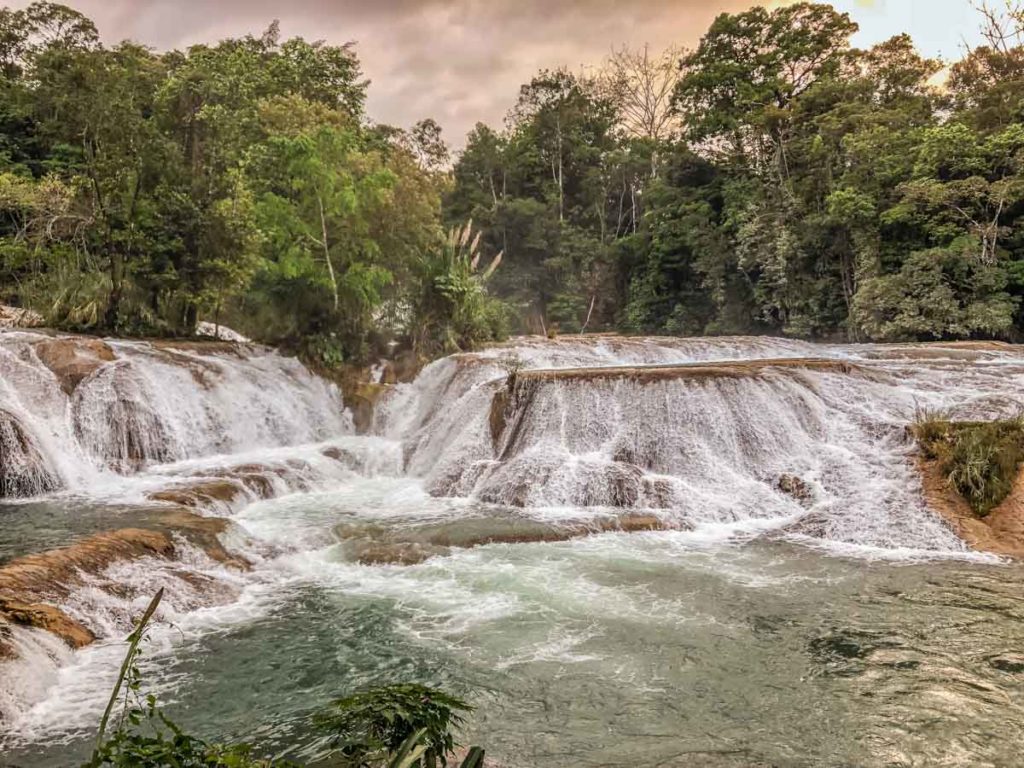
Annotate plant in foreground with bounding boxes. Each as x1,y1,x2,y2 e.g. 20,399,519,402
313,684,471,768
86,591,485,768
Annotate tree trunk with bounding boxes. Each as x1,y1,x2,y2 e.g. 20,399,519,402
317,190,339,311
105,250,123,329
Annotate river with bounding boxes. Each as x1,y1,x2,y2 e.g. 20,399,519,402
1,333,1023,767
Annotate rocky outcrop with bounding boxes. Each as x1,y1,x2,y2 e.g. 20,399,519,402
918,457,1024,557
32,337,116,394
0,407,60,498
0,511,247,651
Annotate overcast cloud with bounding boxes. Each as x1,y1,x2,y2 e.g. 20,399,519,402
5,0,984,147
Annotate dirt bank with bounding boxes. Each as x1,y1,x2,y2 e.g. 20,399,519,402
918,457,1024,558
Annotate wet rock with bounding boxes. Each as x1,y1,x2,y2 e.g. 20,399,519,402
148,479,248,509
148,509,250,570
33,337,116,394
778,511,832,539
72,363,175,471
322,446,364,472
774,474,814,505
475,460,556,507
641,476,676,508
489,386,511,448
0,529,175,650
188,465,279,500
0,408,61,498
427,460,496,499
347,381,390,434
990,654,1024,673
585,462,644,507
0,528,175,599
343,539,448,566
0,514,248,656
0,620,13,660
382,350,424,384
0,597,94,649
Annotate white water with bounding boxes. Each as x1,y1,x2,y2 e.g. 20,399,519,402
0,332,351,491
3,334,1024,759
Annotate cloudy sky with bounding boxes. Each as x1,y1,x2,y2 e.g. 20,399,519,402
10,0,985,145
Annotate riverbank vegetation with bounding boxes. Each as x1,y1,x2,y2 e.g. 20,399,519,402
447,1,1024,341
0,2,503,365
913,411,1024,516
2,1,1024,363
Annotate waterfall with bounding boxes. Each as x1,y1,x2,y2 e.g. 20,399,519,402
378,337,1024,554
0,332,351,495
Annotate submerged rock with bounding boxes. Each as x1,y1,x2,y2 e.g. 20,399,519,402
335,511,680,566
0,408,61,498
32,337,116,395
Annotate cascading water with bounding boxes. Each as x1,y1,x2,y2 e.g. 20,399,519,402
3,334,1024,767
0,332,351,491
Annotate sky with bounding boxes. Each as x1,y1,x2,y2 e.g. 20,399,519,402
9,0,988,146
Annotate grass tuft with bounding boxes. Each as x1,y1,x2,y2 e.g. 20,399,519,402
912,410,1024,517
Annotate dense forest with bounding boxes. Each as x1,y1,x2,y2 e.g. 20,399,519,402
2,1,1024,365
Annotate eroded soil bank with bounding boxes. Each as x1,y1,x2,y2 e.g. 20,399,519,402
917,457,1024,558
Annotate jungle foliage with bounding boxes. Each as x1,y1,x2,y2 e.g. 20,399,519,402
446,2,1024,342
4,1,1024,361
0,2,502,364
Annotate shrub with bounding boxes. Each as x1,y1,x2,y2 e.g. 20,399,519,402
313,684,471,768
912,412,1024,516
411,221,508,356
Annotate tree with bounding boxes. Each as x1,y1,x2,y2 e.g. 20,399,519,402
600,44,683,146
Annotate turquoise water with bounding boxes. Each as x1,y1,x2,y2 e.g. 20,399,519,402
4,491,1023,767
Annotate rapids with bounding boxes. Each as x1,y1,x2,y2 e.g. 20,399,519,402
2,333,1024,766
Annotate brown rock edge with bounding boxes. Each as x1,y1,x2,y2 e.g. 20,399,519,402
0,512,247,657
917,457,1024,557
514,357,861,384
